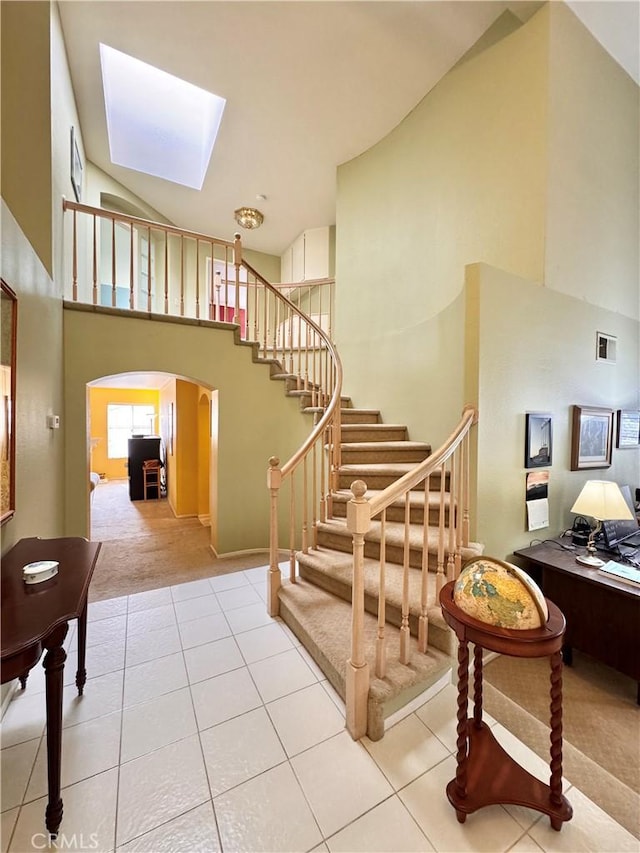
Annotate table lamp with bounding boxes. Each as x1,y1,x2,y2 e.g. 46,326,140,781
570,480,634,567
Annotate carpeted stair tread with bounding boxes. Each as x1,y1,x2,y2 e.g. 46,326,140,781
278,578,452,738
340,440,431,452
340,408,382,424
332,489,453,510
296,547,448,629
340,424,408,442
317,517,482,558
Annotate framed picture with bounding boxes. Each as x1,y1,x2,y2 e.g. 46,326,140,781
617,410,640,449
570,405,614,470
70,126,83,202
525,412,553,468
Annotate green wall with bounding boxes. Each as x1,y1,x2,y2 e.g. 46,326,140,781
63,309,311,553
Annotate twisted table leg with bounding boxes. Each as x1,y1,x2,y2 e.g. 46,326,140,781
454,639,470,821
473,644,483,729
549,649,564,830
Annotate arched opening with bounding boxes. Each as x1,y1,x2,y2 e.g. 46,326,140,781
87,371,217,557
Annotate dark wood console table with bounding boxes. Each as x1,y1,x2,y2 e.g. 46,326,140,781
440,582,573,831
1,537,101,836
513,539,640,702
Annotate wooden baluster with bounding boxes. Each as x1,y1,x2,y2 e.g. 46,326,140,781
296,313,303,389
129,223,134,309
91,214,97,305
289,471,296,583
208,245,214,320
267,457,282,617
447,454,456,582
419,474,430,654
111,218,117,307
400,492,411,665
326,424,334,518
262,280,268,357
333,404,342,488
304,321,310,391
215,275,221,323
312,440,319,548
302,455,309,554
376,509,387,679
253,275,259,341
273,296,279,360
319,429,327,524
233,233,241,326
163,234,169,314
454,444,463,578
462,430,470,548
346,480,371,740
70,208,78,301
436,462,446,595
195,239,200,319
147,226,152,312
179,236,185,316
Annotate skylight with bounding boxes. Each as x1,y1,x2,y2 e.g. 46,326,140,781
100,44,225,190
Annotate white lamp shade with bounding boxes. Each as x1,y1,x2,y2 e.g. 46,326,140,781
570,480,634,521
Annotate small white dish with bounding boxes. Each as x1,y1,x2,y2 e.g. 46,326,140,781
23,560,59,584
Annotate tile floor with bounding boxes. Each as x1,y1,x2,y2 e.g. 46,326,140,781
1,564,637,853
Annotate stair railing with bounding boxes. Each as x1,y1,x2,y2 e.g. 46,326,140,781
62,199,343,615
345,405,478,739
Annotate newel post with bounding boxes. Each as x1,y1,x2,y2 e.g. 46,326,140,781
346,480,371,740
267,456,282,617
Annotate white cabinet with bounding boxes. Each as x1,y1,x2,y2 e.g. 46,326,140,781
281,226,333,283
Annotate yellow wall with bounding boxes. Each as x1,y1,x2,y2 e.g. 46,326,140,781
88,387,160,480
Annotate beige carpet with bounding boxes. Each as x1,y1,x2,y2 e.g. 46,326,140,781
89,479,270,602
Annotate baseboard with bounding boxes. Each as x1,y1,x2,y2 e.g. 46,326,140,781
198,514,211,526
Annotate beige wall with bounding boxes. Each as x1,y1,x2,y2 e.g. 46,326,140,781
63,309,312,553
0,3,77,552
335,5,639,559
466,263,639,557
1,1,52,277
335,6,549,445
545,3,639,317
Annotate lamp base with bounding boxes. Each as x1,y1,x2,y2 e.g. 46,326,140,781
575,554,604,568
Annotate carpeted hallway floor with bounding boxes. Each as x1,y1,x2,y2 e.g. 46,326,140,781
89,479,639,838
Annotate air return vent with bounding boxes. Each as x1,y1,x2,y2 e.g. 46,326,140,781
596,332,617,363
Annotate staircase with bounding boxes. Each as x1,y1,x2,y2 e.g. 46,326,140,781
269,384,483,740
63,199,481,743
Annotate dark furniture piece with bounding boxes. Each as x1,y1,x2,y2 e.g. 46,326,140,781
127,436,162,501
440,582,572,831
513,539,640,702
1,537,101,836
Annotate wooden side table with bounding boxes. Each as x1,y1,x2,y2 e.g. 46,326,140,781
439,582,573,831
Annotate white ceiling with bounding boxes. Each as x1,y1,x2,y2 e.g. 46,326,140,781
58,1,639,258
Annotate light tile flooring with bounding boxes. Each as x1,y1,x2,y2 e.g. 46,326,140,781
2,565,637,853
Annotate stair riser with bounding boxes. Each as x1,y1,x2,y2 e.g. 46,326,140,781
340,448,431,464
332,501,451,526
291,392,351,408
298,561,453,655
337,471,450,490
316,530,441,571
340,410,381,424
340,427,408,442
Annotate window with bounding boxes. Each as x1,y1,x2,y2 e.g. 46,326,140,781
107,404,156,458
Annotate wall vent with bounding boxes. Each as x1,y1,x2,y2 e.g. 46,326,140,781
596,332,617,364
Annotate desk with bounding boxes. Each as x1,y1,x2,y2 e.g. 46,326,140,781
513,539,640,702
1,537,101,836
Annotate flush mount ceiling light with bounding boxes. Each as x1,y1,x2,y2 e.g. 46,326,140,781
100,43,226,190
234,207,264,230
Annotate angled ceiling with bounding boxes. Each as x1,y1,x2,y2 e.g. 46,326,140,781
58,1,639,258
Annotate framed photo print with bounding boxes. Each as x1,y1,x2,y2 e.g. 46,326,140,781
616,410,640,449
525,412,553,468
70,126,83,202
570,405,614,471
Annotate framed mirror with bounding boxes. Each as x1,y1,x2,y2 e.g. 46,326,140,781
1,279,17,524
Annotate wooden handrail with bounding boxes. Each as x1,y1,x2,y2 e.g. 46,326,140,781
368,405,477,518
